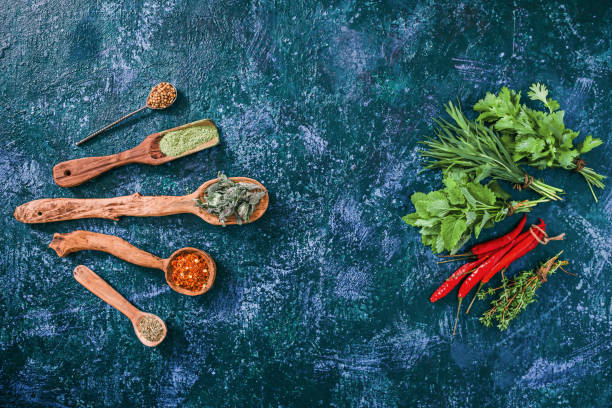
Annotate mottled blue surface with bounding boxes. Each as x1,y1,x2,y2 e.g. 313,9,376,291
1,1,611,407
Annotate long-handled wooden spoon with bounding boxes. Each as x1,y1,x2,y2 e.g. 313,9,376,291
14,176,268,225
54,118,219,187
73,265,167,347
52,230,216,296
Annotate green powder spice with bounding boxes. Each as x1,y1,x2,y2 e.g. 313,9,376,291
159,125,218,157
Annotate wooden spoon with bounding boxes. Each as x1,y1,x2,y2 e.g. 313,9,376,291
54,119,219,187
52,230,216,296
14,176,268,225
73,265,167,347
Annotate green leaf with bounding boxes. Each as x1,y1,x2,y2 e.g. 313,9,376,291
486,180,511,201
410,192,430,217
426,191,450,217
440,217,467,251
474,164,493,183
556,149,579,168
578,135,603,154
515,135,545,154
528,83,549,106
413,217,440,228
474,211,491,238
401,212,420,226
465,210,477,227
467,182,497,206
434,235,445,253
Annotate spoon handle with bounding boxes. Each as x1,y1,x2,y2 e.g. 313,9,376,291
51,230,165,270
53,144,152,188
14,193,196,224
76,106,147,146
53,143,152,187
73,265,140,321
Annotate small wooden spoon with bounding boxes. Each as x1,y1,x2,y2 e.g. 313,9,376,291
14,176,268,225
54,119,219,187
73,265,167,347
52,230,216,296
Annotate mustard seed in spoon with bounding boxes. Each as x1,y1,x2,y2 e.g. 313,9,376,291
76,82,178,146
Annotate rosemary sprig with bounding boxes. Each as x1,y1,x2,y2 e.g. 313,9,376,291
421,103,565,201
478,251,569,331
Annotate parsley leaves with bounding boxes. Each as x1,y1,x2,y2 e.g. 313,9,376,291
474,83,605,200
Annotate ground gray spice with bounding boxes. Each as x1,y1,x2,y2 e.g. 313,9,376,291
137,316,164,342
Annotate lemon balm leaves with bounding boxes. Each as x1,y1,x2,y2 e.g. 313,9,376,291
402,172,547,254
441,217,468,251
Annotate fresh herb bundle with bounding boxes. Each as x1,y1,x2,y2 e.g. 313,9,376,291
402,171,547,253
474,84,605,201
478,251,568,331
195,172,266,225
421,103,565,201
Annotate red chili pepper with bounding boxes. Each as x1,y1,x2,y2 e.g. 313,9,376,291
430,257,488,303
471,214,527,256
481,220,547,284
463,220,548,316
452,241,515,335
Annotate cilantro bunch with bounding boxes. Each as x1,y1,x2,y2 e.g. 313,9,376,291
474,84,605,201
402,172,546,254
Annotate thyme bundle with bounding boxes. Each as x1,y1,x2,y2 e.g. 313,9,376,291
195,172,266,225
478,251,569,331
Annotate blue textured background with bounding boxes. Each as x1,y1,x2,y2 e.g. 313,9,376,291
1,1,611,406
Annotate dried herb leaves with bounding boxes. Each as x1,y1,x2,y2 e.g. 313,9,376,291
195,172,266,225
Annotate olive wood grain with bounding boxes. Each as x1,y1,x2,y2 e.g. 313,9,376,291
73,265,167,347
52,230,216,296
51,230,164,270
53,119,219,187
14,177,269,226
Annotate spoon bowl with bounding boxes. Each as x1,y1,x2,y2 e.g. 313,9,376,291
51,231,217,296
146,82,177,110
163,247,216,296
133,312,168,347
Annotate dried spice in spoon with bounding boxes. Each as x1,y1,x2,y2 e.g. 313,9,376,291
195,172,266,225
159,124,218,157
137,315,166,342
146,82,177,109
76,82,178,146
169,252,210,292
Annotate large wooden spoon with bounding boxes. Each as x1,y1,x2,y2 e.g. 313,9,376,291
54,119,219,187
52,230,216,296
73,265,167,347
14,176,268,225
